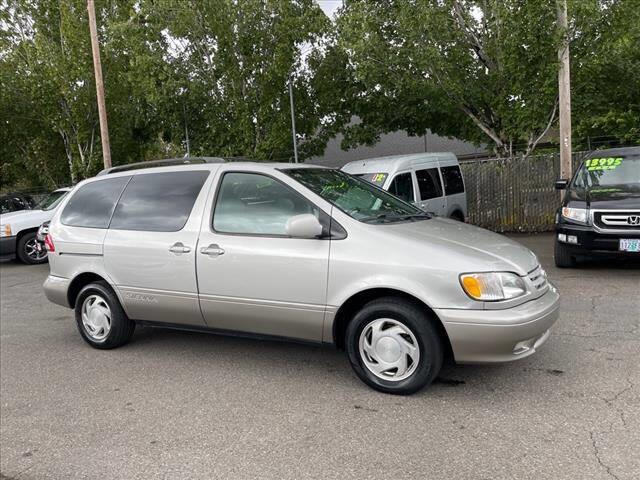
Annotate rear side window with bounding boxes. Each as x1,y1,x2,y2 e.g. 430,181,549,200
61,177,130,228
440,165,465,195
388,172,414,203
110,171,209,232
415,168,443,200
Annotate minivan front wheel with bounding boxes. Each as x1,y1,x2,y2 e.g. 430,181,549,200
346,298,443,394
75,282,135,349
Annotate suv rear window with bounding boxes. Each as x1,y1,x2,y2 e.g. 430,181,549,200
61,177,130,228
110,171,209,232
440,165,465,195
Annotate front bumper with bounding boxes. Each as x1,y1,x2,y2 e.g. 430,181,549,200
0,236,17,258
435,286,560,364
556,222,640,256
43,275,71,308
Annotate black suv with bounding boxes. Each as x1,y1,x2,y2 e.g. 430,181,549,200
554,146,640,267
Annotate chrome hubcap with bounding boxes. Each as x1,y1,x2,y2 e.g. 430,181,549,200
359,318,420,381
81,295,111,341
25,238,47,260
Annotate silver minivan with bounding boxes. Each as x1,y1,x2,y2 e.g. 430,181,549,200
342,152,467,220
43,159,559,394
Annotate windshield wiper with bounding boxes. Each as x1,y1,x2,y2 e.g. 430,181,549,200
360,212,432,223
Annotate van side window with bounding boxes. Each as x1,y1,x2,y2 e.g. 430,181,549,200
440,166,465,195
388,172,414,203
213,172,318,236
415,168,443,200
110,171,209,232
61,177,130,228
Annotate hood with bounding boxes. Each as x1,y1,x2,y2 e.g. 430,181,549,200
0,208,53,231
377,217,538,275
0,209,44,222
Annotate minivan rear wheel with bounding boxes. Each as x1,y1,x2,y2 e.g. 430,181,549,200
346,297,443,394
75,282,135,349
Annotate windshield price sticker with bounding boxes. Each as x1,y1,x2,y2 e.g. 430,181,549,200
585,157,623,171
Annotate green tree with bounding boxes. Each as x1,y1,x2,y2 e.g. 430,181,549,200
0,0,165,186
335,0,564,157
571,0,640,148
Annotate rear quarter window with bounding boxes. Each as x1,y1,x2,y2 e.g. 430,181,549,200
60,177,130,228
110,170,209,232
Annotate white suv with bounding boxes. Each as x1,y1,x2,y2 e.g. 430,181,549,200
43,159,558,394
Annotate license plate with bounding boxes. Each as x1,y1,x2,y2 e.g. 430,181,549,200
619,239,640,252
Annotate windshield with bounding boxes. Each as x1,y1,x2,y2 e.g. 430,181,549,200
573,156,640,189
283,168,427,223
36,191,68,211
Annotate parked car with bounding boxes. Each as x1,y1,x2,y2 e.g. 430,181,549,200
554,146,640,267
341,152,467,221
0,188,71,264
43,159,558,394
0,192,36,214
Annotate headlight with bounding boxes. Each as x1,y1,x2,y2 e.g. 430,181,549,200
460,272,527,301
0,224,12,237
561,207,588,224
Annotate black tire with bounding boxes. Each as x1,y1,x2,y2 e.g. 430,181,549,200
346,297,443,395
16,231,48,265
74,281,135,349
554,239,576,268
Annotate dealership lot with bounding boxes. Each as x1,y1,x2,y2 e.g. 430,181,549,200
1,234,638,480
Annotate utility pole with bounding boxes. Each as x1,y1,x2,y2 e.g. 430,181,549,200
288,76,299,163
557,0,572,180
87,0,111,169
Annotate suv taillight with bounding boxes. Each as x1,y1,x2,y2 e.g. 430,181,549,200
44,234,55,252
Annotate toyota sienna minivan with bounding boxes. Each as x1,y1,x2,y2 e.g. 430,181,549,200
44,158,559,394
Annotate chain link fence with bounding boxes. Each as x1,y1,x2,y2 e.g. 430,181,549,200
460,151,586,232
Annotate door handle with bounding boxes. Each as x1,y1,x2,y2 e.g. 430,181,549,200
200,244,225,257
169,242,191,254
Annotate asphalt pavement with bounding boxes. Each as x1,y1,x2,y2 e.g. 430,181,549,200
1,233,639,479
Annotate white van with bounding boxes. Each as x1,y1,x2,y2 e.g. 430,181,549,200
342,153,467,220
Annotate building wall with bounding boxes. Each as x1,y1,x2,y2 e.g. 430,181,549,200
309,129,486,168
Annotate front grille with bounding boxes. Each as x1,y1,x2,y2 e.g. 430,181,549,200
593,210,640,231
528,265,548,292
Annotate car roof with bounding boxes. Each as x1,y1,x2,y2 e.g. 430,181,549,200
93,158,328,181
584,146,640,158
342,152,457,172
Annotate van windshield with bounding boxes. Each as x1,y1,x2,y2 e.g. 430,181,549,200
573,156,640,189
283,168,429,223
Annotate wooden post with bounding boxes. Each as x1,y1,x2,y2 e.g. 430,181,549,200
87,0,112,169
557,0,572,180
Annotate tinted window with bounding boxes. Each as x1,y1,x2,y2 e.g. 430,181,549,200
61,178,129,228
416,168,443,200
440,166,465,195
388,173,414,203
110,171,209,232
213,173,320,235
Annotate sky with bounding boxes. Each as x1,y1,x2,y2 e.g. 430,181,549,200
316,0,342,18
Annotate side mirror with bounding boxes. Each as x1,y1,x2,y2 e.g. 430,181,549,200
555,179,569,190
285,214,323,239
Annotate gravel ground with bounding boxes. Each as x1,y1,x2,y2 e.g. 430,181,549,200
1,233,639,480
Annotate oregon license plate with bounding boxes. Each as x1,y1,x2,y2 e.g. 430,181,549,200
619,239,640,252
